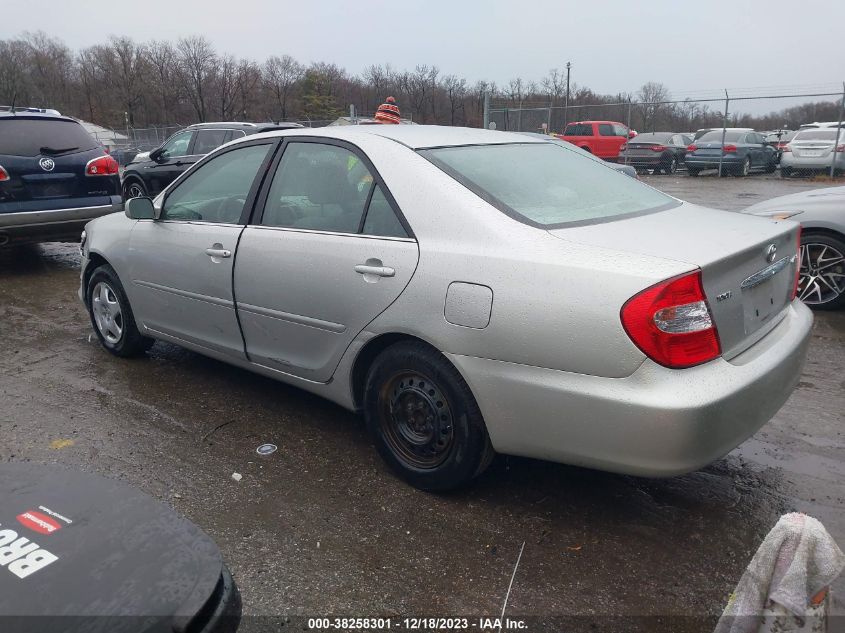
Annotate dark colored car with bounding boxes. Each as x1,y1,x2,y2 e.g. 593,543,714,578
764,130,796,164
0,112,121,246
618,132,692,174
685,130,778,177
556,120,635,161
121,121,302,199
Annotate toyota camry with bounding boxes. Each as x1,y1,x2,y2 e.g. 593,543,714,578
79,125,812,490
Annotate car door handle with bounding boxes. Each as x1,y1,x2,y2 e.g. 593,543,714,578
354,264,394,277
205,248,231,258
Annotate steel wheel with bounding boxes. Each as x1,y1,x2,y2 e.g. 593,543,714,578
798,242,845,306
378,370,455,470
91,281,124,345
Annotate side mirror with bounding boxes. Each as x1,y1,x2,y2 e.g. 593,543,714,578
149,148,164,163
628,130,637,139
125,196,156,220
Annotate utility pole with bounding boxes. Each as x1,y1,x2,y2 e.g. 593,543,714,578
564,62,571,128
718,90,729,178
831,82,844,179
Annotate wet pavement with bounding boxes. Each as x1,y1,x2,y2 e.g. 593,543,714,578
1,174,843,632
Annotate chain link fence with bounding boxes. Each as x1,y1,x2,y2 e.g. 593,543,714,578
487,88,845,180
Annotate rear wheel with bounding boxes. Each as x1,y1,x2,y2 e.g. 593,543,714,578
734,157,751,177
363,341,494,491
86,264,154,356
797,232,845,310
662,156,677,175
122,178,147,201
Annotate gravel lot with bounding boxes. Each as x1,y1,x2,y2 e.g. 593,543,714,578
1,173,842,632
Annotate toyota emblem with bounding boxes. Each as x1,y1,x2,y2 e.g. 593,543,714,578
39,158,55,172
765,244,777,263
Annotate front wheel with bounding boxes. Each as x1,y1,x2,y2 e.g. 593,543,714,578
662,156,677,175
87,264,154,356
363,341,494,491
797,233,845,310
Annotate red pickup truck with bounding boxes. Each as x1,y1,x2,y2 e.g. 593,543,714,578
556,121,636,161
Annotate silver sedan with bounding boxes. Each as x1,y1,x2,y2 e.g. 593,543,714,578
79,126,812,490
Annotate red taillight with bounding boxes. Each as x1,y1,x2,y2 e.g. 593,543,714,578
650,145,666,152
687,144,697,152
0,165,8,182
621,270,721,369
85,155,119,176
782,144,792,152
723,144,737,153
791,226,802,301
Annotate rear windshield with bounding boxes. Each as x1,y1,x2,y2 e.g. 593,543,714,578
697,131,745,142
0,118,99,157
629,133,671,143
794,129,843,141
420,143,677,228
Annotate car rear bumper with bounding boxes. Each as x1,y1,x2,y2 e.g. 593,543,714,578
684,156,743,169
781,153,845,170
446,300,812,477
0,197,122,245
618,156,665,167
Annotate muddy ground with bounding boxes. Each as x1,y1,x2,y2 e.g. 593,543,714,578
1,174,843,632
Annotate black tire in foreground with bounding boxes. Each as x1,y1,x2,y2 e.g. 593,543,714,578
86,264,155,356
798,232,845,310
363,341,495,491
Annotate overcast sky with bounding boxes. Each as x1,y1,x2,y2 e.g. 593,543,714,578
5,0,844,103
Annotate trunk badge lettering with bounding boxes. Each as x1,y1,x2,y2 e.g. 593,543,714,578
716,291,733,303
39,158,55,172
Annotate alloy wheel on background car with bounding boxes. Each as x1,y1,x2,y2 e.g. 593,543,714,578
798,241,845,307
123,181,146,199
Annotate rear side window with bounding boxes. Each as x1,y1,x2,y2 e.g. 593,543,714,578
421,143,677,228
564,123,593,136
161,144,271,223
0,118,99,156
362,185,408,238
193,129,228,155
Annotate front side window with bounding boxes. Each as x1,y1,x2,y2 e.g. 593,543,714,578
159,131,194,160
161,144,271,223
193,129,229,155
612,124,628,137
422,142,677,228
598,124,615,136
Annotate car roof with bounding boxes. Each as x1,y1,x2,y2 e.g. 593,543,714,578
251,124,546,150
566,120,625,125
185,121,302,130
0,111,78,123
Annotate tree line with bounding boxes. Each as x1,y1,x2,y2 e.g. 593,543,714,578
1,32,841,134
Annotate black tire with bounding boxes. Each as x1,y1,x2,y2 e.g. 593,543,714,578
122,178,147,201
687,167,700,177
781,166,793,178
86,264,154,357
662,155,677,175
798,232,845,310
363,341,494,491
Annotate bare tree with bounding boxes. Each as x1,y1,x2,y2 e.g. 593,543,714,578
146,40,179,123
262,54,303,120
177,36,217,122
636,81,670,132
442,75,467,126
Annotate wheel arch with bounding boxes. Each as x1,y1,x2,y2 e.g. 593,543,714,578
82,251,113,307
801,226,845,243
350,332,452,411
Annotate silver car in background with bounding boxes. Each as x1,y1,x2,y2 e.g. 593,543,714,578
79,126,812,490
744,186,845,309
780,128,845,177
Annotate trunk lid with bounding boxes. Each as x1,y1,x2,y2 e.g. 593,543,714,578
548,203,799,359
791,140,835,158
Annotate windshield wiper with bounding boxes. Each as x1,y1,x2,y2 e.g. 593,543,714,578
39,146,79,155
